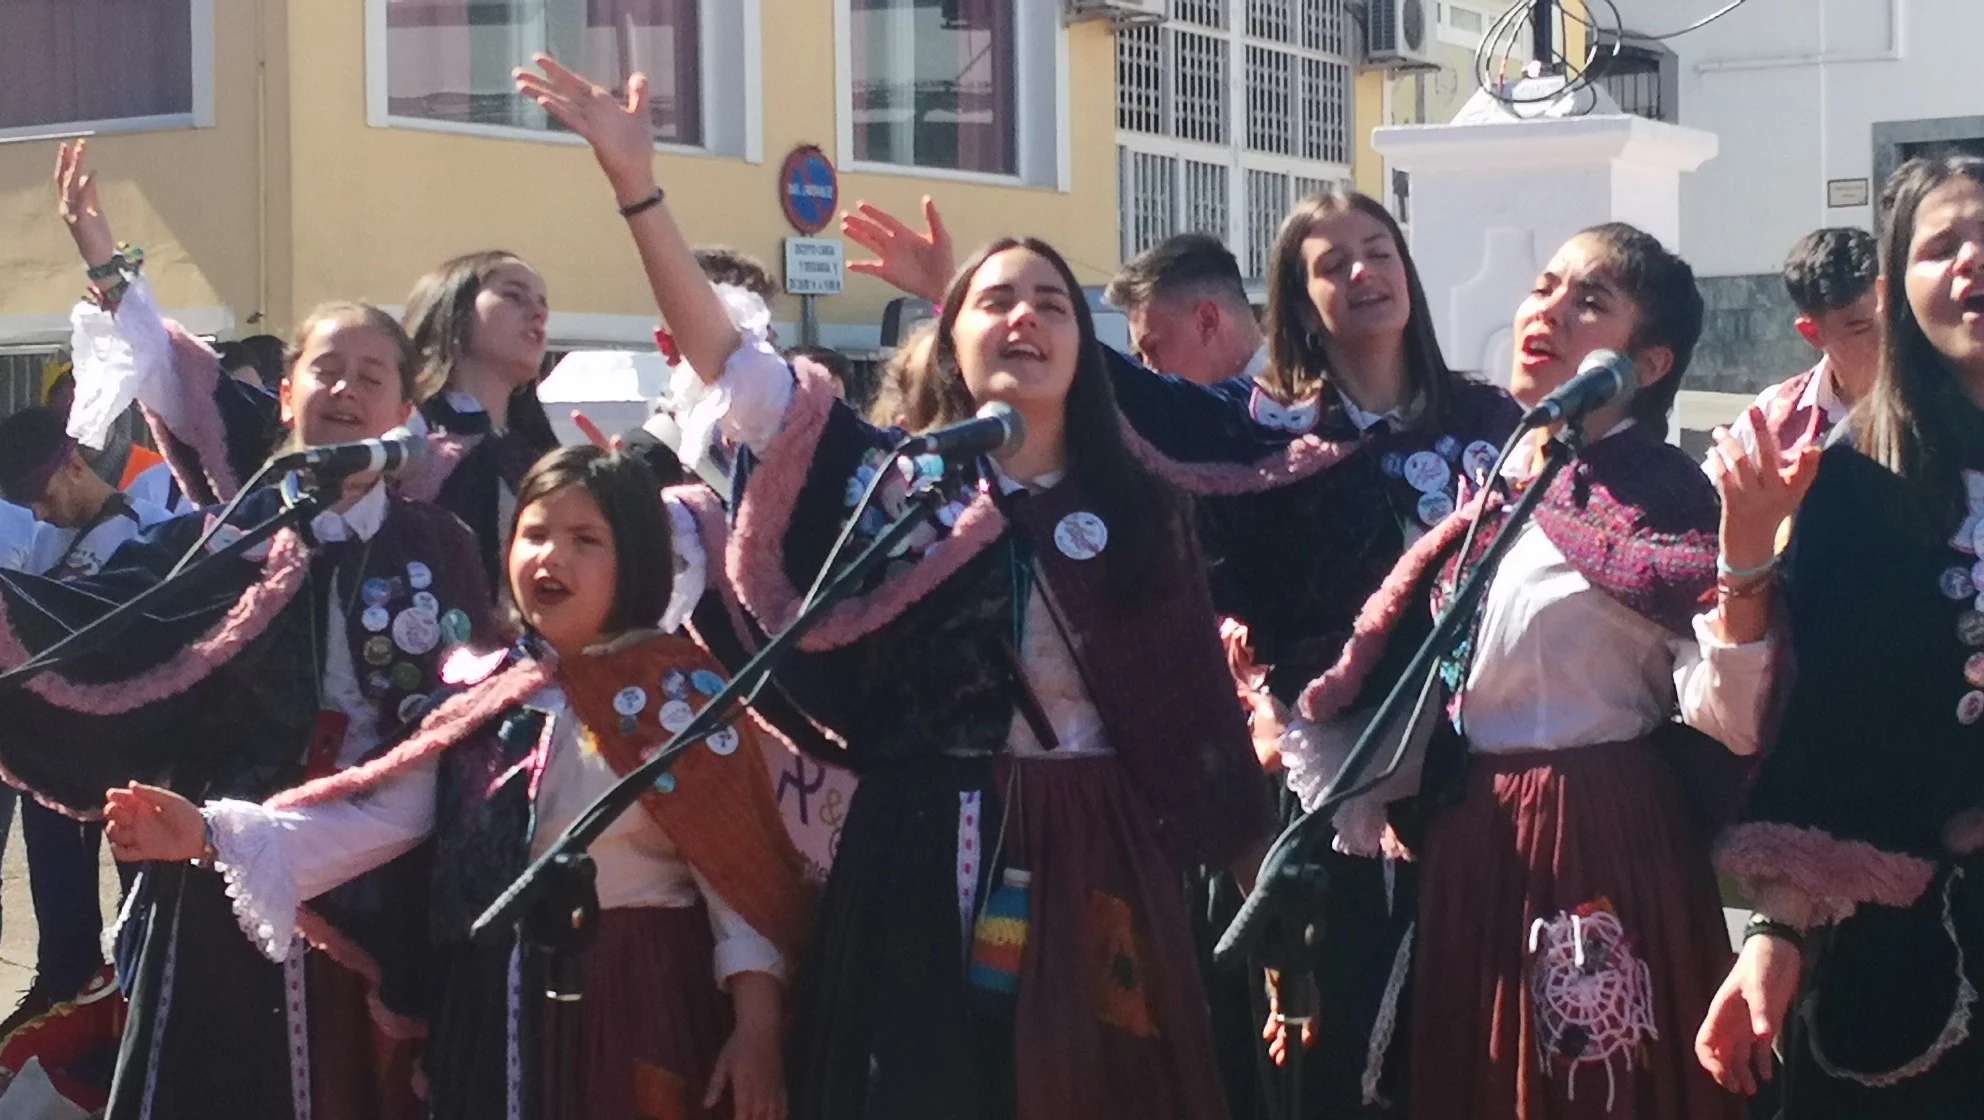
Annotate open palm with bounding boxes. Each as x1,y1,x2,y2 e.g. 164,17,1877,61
53,140,117,270
514,54,657,202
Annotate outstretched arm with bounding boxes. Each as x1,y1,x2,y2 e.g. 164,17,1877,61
514,55,739,386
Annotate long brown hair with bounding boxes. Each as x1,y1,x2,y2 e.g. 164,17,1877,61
929,238,1182,603
1261,188,1460,426
404,250,558,449
1854,155,1984,520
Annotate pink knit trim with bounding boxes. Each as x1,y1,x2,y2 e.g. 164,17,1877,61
269,658,554,810
1716,821,1938,923
1296,495,1487,723
1118,419,1360,496
395,434,475,504
0,530,310,717
667,483,759,655
0,759,101,822
163,323,240,501
726,363,1010,652
294,907,427,1041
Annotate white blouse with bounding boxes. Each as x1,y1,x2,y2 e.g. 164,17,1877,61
204,683,783,985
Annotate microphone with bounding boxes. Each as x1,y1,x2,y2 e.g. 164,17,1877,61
1520,349,1637,429
268,428,424,478
904,402,1026,460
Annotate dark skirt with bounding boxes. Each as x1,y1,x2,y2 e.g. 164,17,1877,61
426,905,733,1120
790,753,1227,1120
1409,740,1745,1120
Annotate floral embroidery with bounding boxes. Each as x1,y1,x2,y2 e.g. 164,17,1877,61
1087,889,1158,1039
1527,898,1657,1112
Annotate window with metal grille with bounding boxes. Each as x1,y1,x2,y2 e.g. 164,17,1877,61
1174,29,1227,145
1246,168,1291,277
1184,160,1230,237
1302,0,1347,54
1172,0,1228,29
1292,174,1342,203
1245,46,1294,155
1243,1,1350,163
1121,147,1180,260
1587,41,1672,123
1116,22,1164,134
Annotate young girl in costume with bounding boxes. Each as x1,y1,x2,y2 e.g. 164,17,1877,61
511,54,1271,1120
1697,155,1984,1118
104,444,810,1120
0,290,496,1119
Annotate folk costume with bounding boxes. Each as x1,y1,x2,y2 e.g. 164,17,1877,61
669,330,1273,1120
193,617,812,1120
0,481,495,1120
68,272,553,590
1103,349,1522,1115
1285,422,1770,1119
1717,438,1984,1116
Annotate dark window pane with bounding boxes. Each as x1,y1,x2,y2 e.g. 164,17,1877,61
851,0,1015,175
0,0,194,130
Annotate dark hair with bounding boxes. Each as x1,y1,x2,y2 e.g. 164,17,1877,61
694,247,777,301
0,406,74,502
1103,233,1250,315
511,444,675,637
870,321,942,429
784,346,853,387
930,238,1182,603
403,250,559,450
1261,188,1463,426
1573,222,1705,430
285,301,421,401
1854,156,1984,516
1783,227,1879,318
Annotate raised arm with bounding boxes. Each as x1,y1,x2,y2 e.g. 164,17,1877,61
514,56,739,386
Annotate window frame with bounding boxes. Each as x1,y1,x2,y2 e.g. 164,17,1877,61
833,0,1070,191
363,0,763,162
0,0,217,144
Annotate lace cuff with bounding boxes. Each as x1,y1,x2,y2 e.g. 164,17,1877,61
665,284,792,470
660,491,708,634
1280,718,1392,858
67,276,171,450
203,799,302,963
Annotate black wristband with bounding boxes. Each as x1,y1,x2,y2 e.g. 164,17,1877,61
1743,915,1806,952
618,188,665,219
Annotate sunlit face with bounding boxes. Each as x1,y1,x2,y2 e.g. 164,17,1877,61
279,317,414,447
508,485,618,655
1129,296,1223,384
951,247,1082,412
1298,208,1412,350
1510,235,1659,408
1903,177,1984,377
1802,291,1881,388
470,262,550,386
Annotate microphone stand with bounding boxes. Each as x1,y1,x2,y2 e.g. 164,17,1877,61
471,471,955,1117
0,471,343,1120
1218,433,1578,1115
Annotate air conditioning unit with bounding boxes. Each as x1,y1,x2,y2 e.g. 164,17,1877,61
1363,0,1437,69
1063,0,1165,25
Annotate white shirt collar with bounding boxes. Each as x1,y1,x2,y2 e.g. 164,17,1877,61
1338,389,1410,434
986,458,1064,495
1501,419,1637,482
444,389,486,415
1241,344,1271,382
301,481,389,543
1802,357,1849,422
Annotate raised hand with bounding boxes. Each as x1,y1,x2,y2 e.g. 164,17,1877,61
53,140,117,271
513,54,658,205
1708,407,1821,573
104,782,207,864
842,198,957,304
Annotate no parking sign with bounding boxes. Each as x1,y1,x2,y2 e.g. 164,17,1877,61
779,145,839,235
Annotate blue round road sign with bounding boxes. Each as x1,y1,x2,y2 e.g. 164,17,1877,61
780,146,839,235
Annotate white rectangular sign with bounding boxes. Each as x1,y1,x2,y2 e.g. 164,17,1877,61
784,237,845,296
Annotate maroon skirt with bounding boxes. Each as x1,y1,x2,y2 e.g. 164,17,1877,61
1409,740,1744,1120
1003,754,1230,1120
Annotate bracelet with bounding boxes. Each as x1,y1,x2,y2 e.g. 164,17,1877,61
1717,553,1779,582
618,188,665,219
1743,915,1806,952
1717,574,1777,600
194,808,219,868
85,243,145,283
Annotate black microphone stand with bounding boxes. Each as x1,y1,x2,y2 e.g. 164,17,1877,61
472,469,954,1117
0,471,342,1120
1218,433,1578,1117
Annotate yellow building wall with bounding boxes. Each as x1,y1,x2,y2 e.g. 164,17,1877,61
283,2,1122,343
0,0,281,335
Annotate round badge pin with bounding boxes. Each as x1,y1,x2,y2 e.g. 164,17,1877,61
392,608,441,656
440,608,473,646
1961,690,1984,726
1960,609,1984,648
1054,512,1109,560
1380,451,1405,479
662,670,691,699
659,700,695,733
1462,439,1500,482
390,661,422,692
1947,566,1980,600
1435,435,1460,460
1967,653,1984,689
365,671,392,697
361,578,393,608
613,686,648,718
363,636,395,667
691,670,725,697
413,591,440,618
1417,490,1456,526
397,693,428,723
406,561,433,591
653,773,678,794
361,606,391,633
707,727,741,756
1402,451,1451,495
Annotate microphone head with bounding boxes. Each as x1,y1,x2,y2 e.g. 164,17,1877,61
380,427,425,471
975,401,1026,454
1576,349,1637,408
